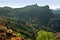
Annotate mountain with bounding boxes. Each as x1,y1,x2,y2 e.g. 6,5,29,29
52,9,60,18
0,4,59,39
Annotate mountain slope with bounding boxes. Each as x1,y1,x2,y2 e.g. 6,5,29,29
0,5,57,39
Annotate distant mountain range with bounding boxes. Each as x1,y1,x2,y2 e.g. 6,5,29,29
52,9,60,18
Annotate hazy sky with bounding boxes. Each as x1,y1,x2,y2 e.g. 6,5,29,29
0,0,60,9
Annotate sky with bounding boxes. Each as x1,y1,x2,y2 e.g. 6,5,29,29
0,0,60,9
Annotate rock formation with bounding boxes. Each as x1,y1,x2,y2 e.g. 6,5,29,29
0,18,21,40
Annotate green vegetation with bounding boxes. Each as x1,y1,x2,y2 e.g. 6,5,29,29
15,32,22,37
36,30,54,40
